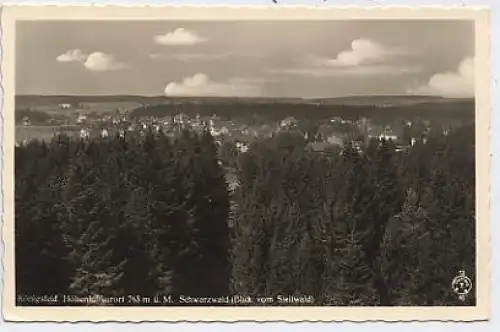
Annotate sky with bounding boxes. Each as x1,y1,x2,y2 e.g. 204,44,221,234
16,20,474,98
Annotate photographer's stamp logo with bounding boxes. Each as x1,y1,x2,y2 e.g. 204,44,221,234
451,270,473,301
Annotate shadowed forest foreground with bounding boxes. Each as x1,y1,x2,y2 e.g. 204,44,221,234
15,125,475,306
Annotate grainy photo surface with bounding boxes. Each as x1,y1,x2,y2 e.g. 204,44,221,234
1,6,490,322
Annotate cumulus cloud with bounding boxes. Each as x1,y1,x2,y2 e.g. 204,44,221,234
56,49,128,71
318,38,405,67
164,73,262,97
154,28,206,46
407,57,474,98
269,38,414,77
56,49,88,62
83,52,128,71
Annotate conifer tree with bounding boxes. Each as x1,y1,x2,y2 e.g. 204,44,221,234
15,139,72,297
321,143,377,305
192,131,230,296
368,139,404,305
231,142,282,296
60,144,126,297
381,126,475,305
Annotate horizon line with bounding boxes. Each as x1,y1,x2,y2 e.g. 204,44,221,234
15,94,474,100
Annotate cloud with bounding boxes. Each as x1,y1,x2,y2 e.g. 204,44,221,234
149,52,262,62
56,49,88,62
83,52,128,71
164,73,262,97
268,64,422,77
267,38,414,78
154,28,206,46
56,49,128,71
150,53,227,61
406,57,474,97
319,38,406,67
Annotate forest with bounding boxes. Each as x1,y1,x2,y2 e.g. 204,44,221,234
15,123,475,306
129,100,475,125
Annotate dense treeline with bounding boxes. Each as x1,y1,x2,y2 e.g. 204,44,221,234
15,124,475,306
230,126,475,305
130,101,474,125
16,129,230,302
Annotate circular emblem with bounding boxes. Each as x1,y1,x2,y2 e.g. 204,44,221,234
451,270,472,297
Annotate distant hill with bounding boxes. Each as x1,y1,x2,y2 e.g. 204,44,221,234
16,94,474,108
305,95,470,106
128,97,474,124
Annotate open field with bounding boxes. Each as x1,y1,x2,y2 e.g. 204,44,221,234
16,101,143,116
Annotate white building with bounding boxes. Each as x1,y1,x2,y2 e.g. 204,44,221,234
236,141,249,153
59,103,72,109
209,119,221,136
76,113,88,124
378,134,398,141
80,128,90,139
174,113,188,125
101,128,109,138
22,116,31,126
280,116,297,128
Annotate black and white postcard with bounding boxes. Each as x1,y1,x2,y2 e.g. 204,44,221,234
0,5,491,322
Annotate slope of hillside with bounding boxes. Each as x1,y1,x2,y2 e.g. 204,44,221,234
16,94,474,109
